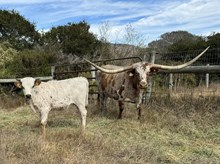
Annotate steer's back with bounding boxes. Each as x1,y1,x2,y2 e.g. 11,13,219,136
96,68,129,100
32,77,89,108
96,66,139,102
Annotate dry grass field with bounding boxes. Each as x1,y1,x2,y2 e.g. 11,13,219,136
0,92,220,164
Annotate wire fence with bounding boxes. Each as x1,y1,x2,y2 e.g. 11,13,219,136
148,48,220,97
0,47,219,98
53,48,220,98
156,48,220,65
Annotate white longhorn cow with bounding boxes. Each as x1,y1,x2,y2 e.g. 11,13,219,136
15,77,89,137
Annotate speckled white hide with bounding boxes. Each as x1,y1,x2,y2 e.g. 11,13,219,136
17,77,89,135
30,77,88,111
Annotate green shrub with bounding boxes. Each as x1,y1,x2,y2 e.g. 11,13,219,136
7,48,57,77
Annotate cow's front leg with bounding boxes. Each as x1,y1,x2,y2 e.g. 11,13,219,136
77,104,87,135
40,109,49,139
118,101,125,119
137,89,144,119
99,93,107,114
136,104,142,120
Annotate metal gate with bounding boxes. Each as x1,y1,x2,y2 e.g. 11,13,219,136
53,57,142,95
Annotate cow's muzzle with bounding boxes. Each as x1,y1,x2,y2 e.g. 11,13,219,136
25,94,31,99
25,94,32,104
139,81,147,89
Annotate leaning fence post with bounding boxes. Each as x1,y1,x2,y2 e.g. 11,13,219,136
145,51,156,103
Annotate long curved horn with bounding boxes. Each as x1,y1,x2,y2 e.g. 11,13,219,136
84,59,133,74
152,46,210,70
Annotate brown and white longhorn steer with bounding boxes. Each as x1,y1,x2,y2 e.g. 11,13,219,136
84,47,209,119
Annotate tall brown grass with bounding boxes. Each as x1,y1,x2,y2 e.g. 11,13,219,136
0,92,220,163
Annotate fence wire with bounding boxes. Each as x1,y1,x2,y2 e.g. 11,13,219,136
149,48,220,97
1,48,219,98
53,48,220,98
155,48,220,65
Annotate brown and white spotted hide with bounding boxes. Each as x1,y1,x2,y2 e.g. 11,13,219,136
96,62,155,119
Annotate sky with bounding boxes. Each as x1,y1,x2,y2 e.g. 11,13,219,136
1,0,220,46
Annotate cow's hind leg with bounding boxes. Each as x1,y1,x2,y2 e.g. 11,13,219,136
118,101,125,119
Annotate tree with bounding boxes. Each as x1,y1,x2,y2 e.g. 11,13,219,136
167,36,206,52
0,10,40,50
207,32,220,48
7,46,58,77
94,21,112,59
97,23,147,60
206,32,220,65
0,42,18,77
43,21,100,58
98,21,112,43
148,31,200,53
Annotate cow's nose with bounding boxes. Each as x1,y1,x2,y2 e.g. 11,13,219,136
25,94,31,99
140,81,147,87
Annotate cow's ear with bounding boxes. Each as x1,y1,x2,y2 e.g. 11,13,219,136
34,79,41,86
150,67,159,73
14,80,22,88
128,69,135,77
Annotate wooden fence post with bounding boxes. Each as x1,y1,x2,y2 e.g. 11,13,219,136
91,65,96,82
51,66,55,79
169,73,173,96
145,51,156,103
206,64,209,88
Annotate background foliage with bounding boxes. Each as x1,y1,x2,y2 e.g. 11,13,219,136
0,9,220,80
0,10,40,50
42,21,101,58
